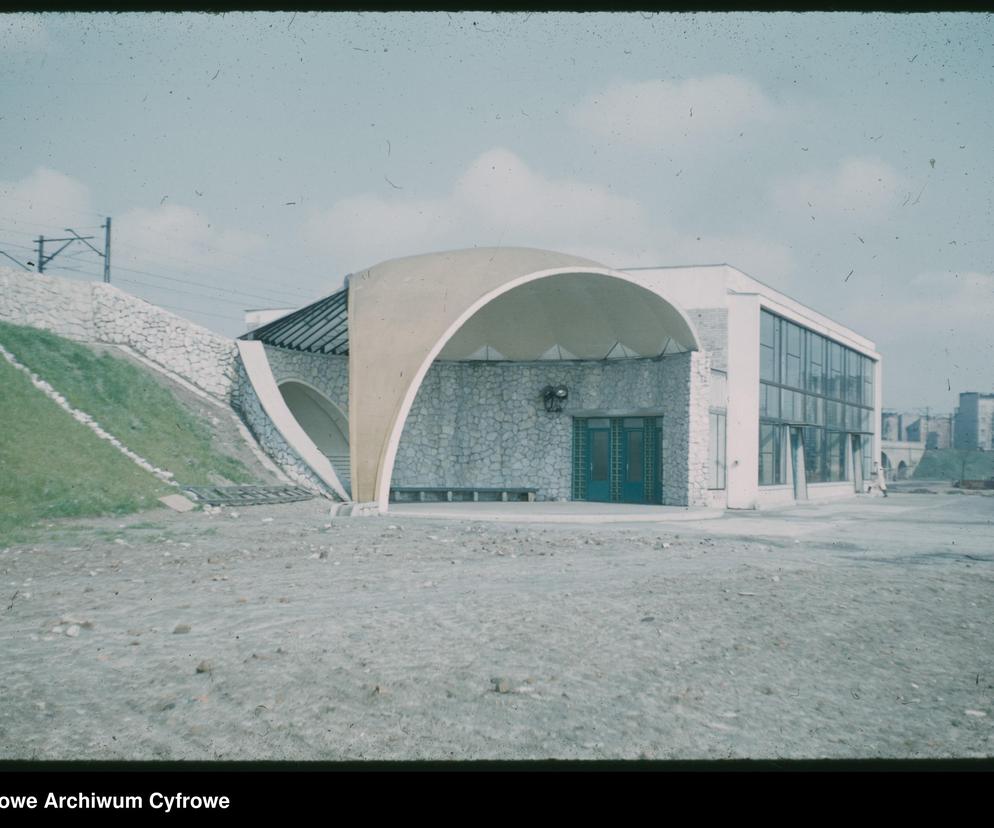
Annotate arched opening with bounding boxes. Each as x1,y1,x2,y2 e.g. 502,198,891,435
881,451,892,481
378,269,701,510
278,380,351,491
897,460,908,480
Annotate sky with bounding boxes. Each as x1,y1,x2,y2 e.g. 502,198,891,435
0,11,992,412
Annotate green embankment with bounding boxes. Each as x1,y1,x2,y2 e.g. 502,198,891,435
0,321,256,540
0,355,171,542
913,449,994,480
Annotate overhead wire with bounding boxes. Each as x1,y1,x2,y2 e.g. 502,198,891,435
1,235,307,308
112,275,282,308
0,194,329,293
0,193,342,320
108,263,308,307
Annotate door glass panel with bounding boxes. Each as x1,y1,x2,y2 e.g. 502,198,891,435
627,431,643,482
591,431,609,480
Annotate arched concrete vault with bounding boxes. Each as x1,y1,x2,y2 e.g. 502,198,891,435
278,380,351,493
345,247,702,512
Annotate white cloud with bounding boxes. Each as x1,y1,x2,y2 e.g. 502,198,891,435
569,75,781,148
304,147,797,285
771,156,909,221
848,270,994,338
0,167,267,301
304,147,650,272
841,269,994,407
0,167,95,231
0,14,50,52
115,203,266,276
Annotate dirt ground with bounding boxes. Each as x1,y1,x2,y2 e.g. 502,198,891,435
1,493,992,760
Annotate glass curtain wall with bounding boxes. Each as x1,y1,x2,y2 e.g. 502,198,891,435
759,309,875,486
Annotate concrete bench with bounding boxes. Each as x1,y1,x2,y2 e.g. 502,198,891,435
389,486,537,504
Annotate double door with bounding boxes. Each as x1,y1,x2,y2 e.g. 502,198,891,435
584,417,662,504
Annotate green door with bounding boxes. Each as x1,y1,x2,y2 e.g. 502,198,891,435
586,418,611,502
579,417,661,504
621,419,645,503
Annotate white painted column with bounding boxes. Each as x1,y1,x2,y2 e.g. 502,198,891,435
725,292,761,509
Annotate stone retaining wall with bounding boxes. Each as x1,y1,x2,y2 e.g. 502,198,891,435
0,268,95,341
0,267,238,401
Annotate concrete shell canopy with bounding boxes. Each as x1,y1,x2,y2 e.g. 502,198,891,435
346,247,701,509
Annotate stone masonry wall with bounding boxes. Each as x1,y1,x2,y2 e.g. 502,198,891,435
687,308,728,372
92,285,238,400
261,346,349,413
685,350,713,507
236,347,710,506
393,351,711,507
229,348,350,498
230,359,331,495
0,268,96,341
0,267,238,401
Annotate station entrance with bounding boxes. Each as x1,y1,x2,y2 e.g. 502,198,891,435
575,416,663,505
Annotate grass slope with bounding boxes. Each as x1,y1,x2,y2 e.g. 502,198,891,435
0,321,253,486
0,356,171,543
913,448,994,481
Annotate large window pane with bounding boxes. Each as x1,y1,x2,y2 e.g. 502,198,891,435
709,411,726,490
760,310,775,347
759,423,786,485
760,382,780,418
829,342,844,399
827,400,843,429
760,311,777,382
785,323,802,388
826,431,847,482
846,350,860,402
803,426,825,483
862,357,875,407
807,333,825,395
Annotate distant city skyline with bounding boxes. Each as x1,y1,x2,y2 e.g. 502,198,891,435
1,11,992,410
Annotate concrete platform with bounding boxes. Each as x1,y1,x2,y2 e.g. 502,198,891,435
387,501,725,524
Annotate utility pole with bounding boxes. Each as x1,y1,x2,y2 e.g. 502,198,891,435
102,217,111,283
36,232,93,273
33,220,111,280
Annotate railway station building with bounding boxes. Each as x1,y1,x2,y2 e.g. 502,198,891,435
235,247,882,513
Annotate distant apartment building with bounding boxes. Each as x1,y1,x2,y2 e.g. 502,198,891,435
882,410,954,448
907,413,954,449
954,393,994,450
881,411,904,442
